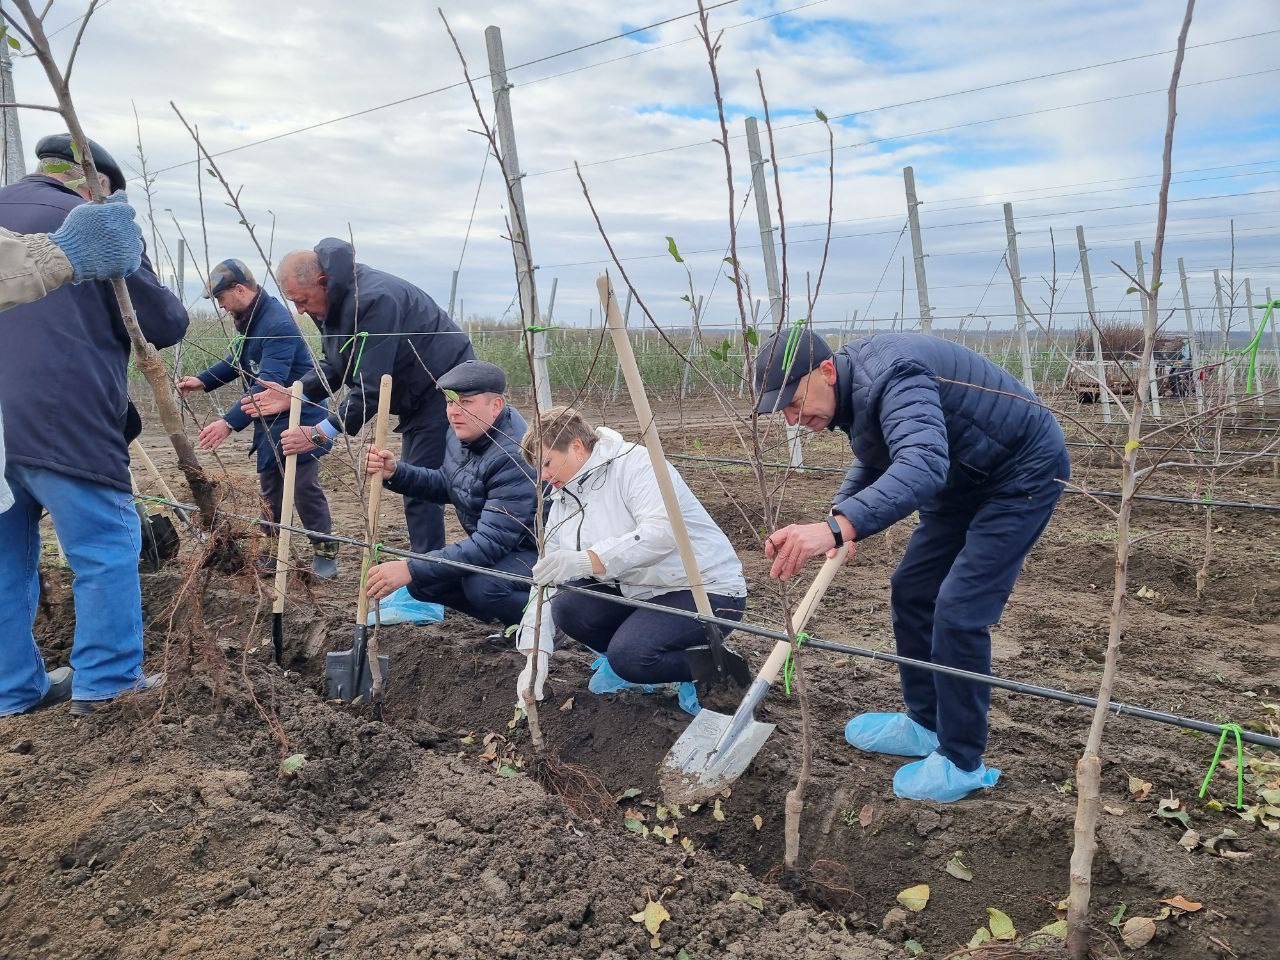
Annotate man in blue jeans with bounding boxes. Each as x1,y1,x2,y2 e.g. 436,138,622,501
0,135,189,716
756,328,1068,802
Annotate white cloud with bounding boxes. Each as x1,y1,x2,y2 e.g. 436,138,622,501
6,0,1275,335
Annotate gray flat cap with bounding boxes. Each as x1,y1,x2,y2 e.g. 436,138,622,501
438,359,506,396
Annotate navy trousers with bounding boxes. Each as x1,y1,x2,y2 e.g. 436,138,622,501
890,449,1068,771
552,583,746,684
409,548,536,627
399,393,447,554
259,459,332,544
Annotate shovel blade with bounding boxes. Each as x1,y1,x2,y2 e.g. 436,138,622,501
324,648,391,702
658,707,775,805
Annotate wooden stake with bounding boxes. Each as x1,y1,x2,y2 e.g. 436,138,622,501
272,382,304,617
359,375,394,697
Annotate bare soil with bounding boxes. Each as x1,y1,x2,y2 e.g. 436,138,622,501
1,412,1277,960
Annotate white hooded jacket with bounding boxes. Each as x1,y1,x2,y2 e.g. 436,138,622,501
517,427,746,653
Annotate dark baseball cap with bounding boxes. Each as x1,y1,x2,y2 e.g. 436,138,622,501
35,133,127,193
438,359,506,396
754,326,834,413
204,259,256,298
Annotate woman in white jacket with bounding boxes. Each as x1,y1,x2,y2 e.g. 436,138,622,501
515,407,747,714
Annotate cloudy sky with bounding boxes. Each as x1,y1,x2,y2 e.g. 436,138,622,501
7,0,1277,340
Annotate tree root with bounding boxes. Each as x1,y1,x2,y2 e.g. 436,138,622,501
530,753,614,820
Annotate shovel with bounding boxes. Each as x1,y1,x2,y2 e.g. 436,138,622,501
660,546,849,805
325,374,393,702
270,382,304,665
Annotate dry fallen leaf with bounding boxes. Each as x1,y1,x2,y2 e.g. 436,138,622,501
858,804,874,828
752,815,763,831
987,907,1016,941
1128,776,1153,801
896,884,930,912
1121,916,1156,949
559,697,574,712
1177,829,1201,851
730,891,764,910
630,900,670,947
1104,805,1127,816
944,853,973,882
712,799,725,822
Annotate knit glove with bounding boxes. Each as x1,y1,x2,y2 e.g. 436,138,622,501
531,550,594,587
49,193,144,282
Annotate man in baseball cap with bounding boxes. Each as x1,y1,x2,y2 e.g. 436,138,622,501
363,359,538,631
754,325,1069,803
177,258,338,578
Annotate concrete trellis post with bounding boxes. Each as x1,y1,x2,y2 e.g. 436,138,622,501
1176,257,1204,413
447,268,458,318
0,36,24,186
903,166,932,333
1002,203,1035,393
485,25,551,413
1213,268,1233,400
1076,226,1112,423
175,238,186,302
1133,241,1161,418
746,115,802,467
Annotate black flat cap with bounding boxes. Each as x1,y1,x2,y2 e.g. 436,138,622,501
35,133,126,193
754,326,834,413
438,359,506,396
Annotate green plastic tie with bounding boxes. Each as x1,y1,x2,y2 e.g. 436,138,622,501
782,631,809,696
1198,721,1245,810
341,330,370,374
228,334,245,364
780,318,808,377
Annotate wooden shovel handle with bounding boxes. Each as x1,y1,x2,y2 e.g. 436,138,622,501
758,546,850,685
355,374,394,625
272,381,305,615
598,274,713,618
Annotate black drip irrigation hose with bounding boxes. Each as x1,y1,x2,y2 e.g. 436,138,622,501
665,454,1280,511
145,494,1280,750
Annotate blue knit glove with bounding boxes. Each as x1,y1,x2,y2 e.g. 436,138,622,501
48,192,144,282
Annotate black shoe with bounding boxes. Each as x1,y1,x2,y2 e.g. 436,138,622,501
26,667,73,712
70,673,166,717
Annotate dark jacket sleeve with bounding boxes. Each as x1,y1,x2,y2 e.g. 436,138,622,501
408,456,537,589
330,293,400,434
384,460,450,503
197,357,239,391
832,363,949,539
126,250,188,349
834,460,882,506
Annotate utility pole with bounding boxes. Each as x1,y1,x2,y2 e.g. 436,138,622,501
903,166,932,333
1002,203,1035,393
486,25,551,413
1133,241,1161,418
0,32,24,185
1176,257,1204,413
746,116,802,467
1076,226,1112,423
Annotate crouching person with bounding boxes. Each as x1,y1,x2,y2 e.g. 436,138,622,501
364,360,537,629
513,407,747,716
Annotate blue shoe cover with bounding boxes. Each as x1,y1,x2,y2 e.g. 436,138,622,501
844,712,939,757
367,586,445,626
675,681,701,717
892,752,1000,803
588,657,657,695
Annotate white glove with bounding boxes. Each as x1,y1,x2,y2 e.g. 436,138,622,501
531,550,594,587
516,650,550,707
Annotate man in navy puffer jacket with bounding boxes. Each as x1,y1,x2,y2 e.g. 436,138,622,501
757,329,1068,802
364,361,537,629
177,259,337,578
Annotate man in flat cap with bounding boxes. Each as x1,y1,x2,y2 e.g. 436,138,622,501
363,360,537,631
176,259,339,578
0,134,188,716
755,327,1068,803
244,239,474,623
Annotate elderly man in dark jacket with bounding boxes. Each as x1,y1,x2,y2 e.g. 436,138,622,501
0,135,188,717
364,361,537,629
246,239,474,623
176,259,337,578
757,329,1068,803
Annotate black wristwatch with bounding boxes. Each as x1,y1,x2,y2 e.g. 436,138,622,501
826,514,844,548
